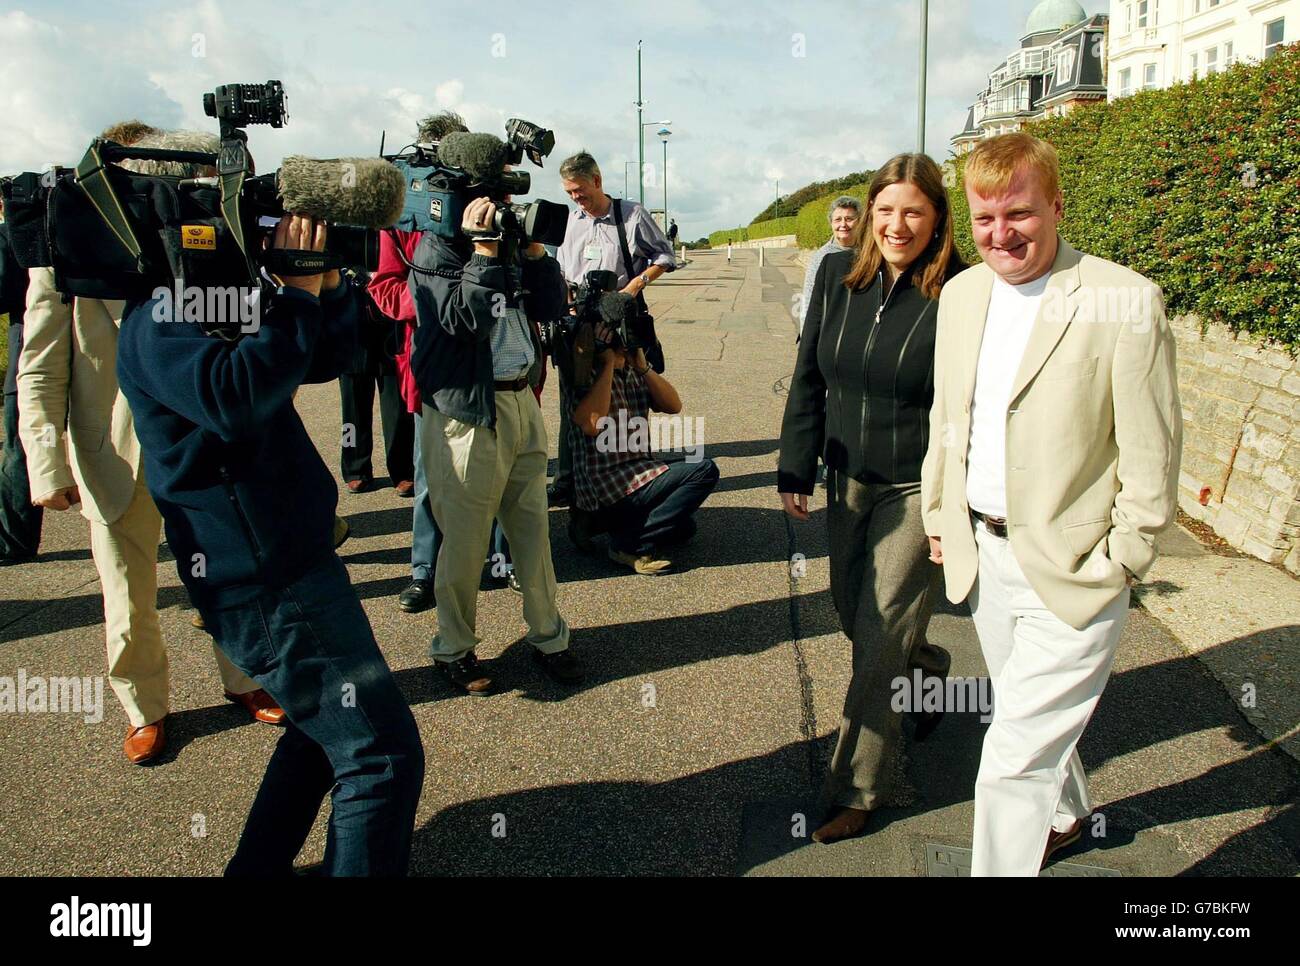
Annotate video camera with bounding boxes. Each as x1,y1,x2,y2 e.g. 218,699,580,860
541,270,656,390
387,118,567,248
0,80,402,303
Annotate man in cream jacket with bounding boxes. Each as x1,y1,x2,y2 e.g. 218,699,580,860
921,132,1181,875
17,126,285,765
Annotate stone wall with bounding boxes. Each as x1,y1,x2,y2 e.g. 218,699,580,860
1172,315,1300,575
711,235,798,250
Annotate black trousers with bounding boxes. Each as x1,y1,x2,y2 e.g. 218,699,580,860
339,367,414,485
0,391,42,559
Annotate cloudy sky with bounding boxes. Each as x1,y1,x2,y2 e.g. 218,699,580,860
0,0,1106,239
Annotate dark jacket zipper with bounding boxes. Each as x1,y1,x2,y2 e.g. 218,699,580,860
218,464,265,578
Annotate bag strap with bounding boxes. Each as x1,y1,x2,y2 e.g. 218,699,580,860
74,140,144,268
611,198,650,315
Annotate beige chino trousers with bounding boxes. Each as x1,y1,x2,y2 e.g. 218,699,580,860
90,480,257,727
421,388,569,662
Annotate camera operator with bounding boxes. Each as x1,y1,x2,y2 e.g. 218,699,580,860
18,126,289,768
406,160,581,695
369,113,517,616
115,202,424,875
551,150,676,508
570,324,717,574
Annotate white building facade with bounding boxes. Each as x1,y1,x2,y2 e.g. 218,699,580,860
952,1,1109,155
1108,0,1298,98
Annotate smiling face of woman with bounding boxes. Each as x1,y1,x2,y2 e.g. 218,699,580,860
870,181,939,279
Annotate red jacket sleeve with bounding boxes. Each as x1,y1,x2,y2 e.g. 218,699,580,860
368,230,419,322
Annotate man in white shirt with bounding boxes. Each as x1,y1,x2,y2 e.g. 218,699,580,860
921,133,1181,875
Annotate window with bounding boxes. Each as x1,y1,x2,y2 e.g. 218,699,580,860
1225,41,1234,66
1120,67,1132,96
1265,19,1285,59
1144,63,1158,89
1189,51,1198,79
1205,46,1218,75
1137,0,1149,28
1056,47,1077,82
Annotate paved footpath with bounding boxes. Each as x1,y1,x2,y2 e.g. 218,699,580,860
0,248,1296,876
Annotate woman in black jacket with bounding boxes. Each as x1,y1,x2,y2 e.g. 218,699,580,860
778,153,966,843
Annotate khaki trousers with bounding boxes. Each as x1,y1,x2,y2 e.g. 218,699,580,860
89,479,256,727
421,389,568,662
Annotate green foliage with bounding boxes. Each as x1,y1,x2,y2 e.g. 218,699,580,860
795,182,872,249
707,216,796,247
750,169,874,223
947,44,1300,348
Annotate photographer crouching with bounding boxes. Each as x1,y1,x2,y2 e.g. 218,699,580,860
569,316,717,574
408,134,581,695
116,211,424,876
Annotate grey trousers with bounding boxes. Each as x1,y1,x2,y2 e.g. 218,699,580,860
824,472,949,811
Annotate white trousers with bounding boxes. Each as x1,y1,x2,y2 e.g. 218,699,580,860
968,521,1129,876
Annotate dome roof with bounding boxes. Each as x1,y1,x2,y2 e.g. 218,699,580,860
1024,0,1087,37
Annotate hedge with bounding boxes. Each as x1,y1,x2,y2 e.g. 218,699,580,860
708,215,797,247
946,42,1300,348
795,182,871,248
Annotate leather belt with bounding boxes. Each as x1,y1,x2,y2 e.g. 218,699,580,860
971,510,1008,538
493,376,529,392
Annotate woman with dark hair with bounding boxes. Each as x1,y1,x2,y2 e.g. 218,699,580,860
777,153,966,843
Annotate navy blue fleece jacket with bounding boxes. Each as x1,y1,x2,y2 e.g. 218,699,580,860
117,282,359,609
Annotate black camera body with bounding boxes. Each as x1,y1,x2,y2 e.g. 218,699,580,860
0,80,384,303
541,270,656,391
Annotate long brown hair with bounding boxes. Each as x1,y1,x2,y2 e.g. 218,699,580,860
843,153,963,300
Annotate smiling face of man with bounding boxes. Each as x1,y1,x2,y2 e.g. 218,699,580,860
966,164,1063,286
562,172,606,218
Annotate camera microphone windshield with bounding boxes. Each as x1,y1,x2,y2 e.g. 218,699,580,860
277,156,406,228
436,132,510,182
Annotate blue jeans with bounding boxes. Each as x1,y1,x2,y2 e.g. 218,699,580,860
0,391,42,559
412,411,508,581
596,458,719,555
201,553,424,877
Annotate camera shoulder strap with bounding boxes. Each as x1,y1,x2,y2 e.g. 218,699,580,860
74,139,143,266
611,198,649,316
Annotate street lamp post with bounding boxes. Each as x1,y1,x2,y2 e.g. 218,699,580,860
918,0,929,153
636,40,644,204
658,127,671,231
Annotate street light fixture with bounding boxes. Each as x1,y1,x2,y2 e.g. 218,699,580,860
637,119,671,199
658,127,672,232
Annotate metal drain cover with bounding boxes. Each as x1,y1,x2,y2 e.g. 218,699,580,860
924,843,1120,877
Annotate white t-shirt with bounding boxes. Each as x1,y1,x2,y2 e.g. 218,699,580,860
965,272,1051,519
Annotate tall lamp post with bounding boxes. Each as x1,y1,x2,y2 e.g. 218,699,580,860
636,40,644,204
658,127,672,230
918,0,929,152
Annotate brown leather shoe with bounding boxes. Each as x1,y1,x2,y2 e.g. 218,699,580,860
394,480,415,498
225,689,287,725
346,478,372,494
1042,816,1085,868
812,806,870,843
124,719,167,765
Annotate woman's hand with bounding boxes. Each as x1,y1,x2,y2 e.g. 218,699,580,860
780,491,809,522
